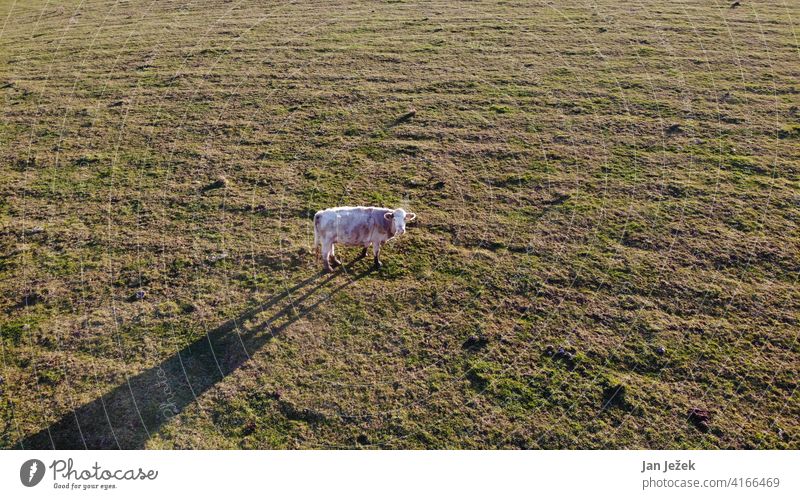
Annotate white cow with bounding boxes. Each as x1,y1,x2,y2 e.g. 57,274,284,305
313,206,416,272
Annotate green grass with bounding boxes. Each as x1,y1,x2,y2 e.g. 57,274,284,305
0,0,798,449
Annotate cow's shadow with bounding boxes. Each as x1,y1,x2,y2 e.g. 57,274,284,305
16,259,372,449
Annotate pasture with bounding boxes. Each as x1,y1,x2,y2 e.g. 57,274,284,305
1,0,798,449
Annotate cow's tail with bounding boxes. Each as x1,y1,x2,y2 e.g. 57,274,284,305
312,212,320,259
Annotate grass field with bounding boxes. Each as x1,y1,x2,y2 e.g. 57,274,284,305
1,0,798,449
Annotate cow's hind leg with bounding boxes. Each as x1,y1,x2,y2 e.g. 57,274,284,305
359,243,370,260
322,241,334,272
330,243,343,267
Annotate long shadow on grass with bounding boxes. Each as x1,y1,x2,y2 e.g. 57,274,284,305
17,259,372,449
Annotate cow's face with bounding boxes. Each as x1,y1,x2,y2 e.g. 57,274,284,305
384,208,416,236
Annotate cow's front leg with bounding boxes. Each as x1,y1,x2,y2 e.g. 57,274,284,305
372,242,383,269
330,243,342,267
359,244,370,260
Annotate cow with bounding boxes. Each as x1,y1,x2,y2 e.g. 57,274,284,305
313,206,416,272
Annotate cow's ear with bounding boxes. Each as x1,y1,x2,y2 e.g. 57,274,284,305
384,212,394,220
405,213,416,222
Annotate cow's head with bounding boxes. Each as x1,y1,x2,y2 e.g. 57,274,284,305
384,208,416,236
